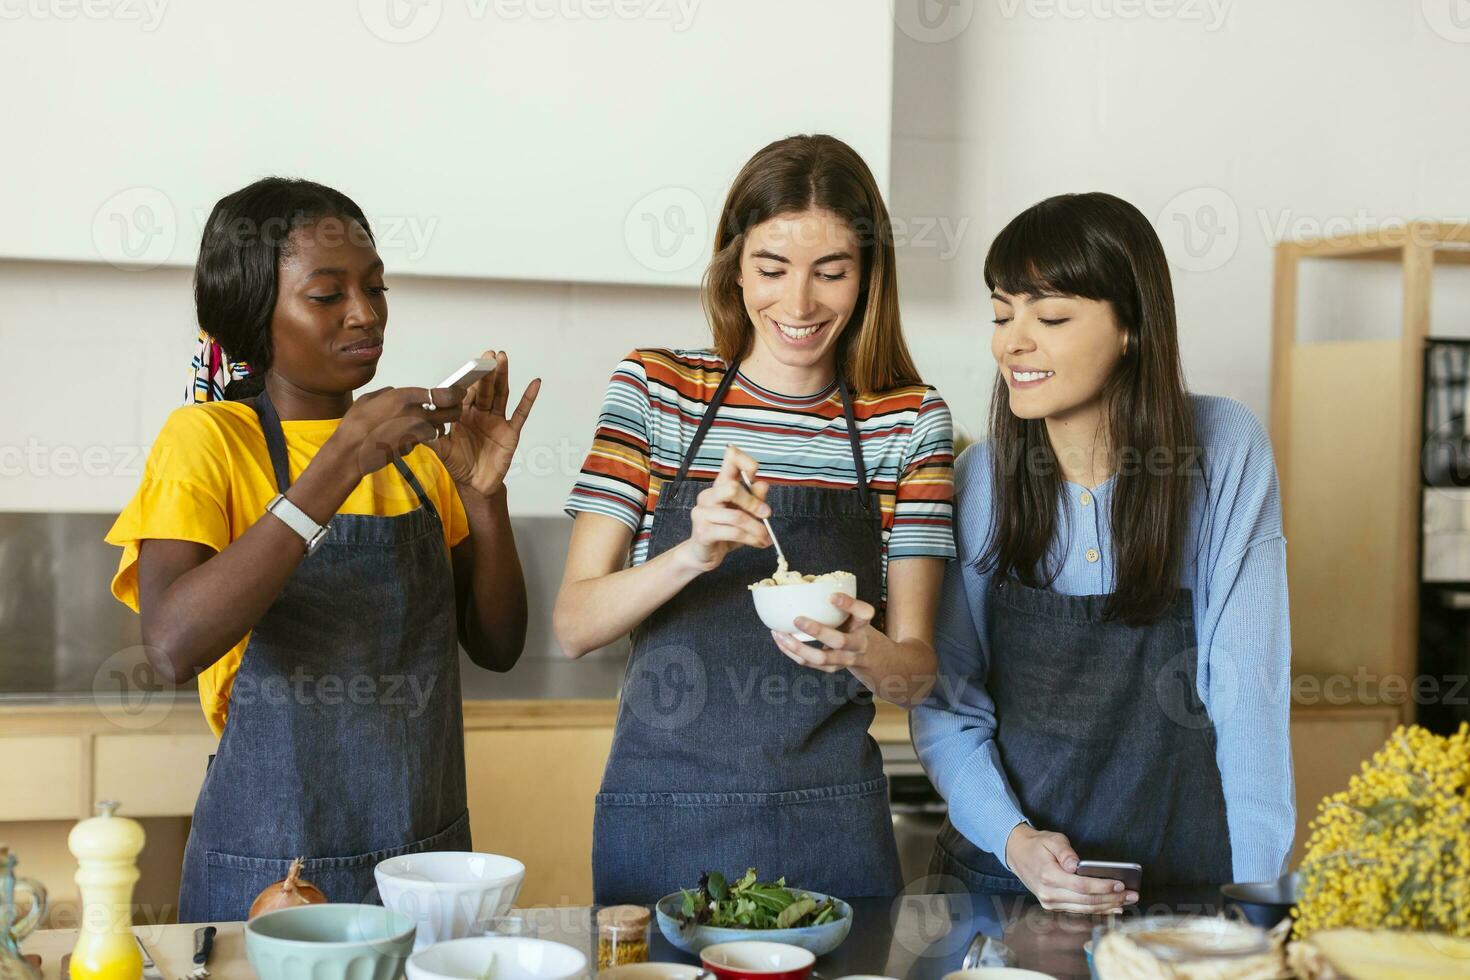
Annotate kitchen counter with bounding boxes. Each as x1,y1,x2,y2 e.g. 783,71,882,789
19,888,1235,980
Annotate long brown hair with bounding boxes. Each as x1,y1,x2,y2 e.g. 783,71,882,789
981,192,1199,624
700,134,920,395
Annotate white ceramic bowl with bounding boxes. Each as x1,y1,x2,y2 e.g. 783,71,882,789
599,966,708,980
375,851,525,950
701,940,817,978
407,936,587,980
749,572,857,640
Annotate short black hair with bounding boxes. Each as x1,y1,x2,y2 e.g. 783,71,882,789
193,177,373,399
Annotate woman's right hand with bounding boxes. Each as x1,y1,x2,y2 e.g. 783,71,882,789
329,385,467,480
1004,824,1137,914
680,444,773,572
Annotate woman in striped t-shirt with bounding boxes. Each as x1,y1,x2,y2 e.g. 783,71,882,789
555,135,956,904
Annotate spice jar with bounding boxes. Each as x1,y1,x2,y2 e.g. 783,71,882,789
597,905,651,970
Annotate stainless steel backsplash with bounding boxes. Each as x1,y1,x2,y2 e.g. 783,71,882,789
0,512,624,696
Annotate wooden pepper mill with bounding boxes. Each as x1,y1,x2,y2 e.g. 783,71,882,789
68,801,144,980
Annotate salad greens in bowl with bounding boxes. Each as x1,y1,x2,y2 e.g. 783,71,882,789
655,869,853,956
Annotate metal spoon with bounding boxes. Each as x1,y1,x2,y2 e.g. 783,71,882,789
739,471,787,566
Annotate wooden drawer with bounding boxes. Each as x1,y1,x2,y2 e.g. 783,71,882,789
0,736,83,820
93,733,216,817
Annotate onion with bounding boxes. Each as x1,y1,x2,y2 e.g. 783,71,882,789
249,857,328,918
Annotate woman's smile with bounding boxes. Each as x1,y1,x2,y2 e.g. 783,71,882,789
764,312,834,349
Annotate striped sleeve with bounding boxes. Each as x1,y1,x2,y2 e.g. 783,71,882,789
565,351,653,530
888,387,957,561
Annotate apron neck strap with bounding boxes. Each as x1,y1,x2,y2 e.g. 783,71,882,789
674,358,869,493
251,386,436,514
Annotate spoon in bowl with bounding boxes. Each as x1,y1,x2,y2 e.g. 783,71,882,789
739,470,788,569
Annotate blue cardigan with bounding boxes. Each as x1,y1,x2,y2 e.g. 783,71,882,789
910,394,1295,883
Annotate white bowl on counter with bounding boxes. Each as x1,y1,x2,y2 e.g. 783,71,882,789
375,851,525,950
407,936,587,980
750,572,857,641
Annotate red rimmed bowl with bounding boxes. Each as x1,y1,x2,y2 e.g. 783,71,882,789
700,941,816,980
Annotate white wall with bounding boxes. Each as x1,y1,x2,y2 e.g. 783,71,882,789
4,1,1470,515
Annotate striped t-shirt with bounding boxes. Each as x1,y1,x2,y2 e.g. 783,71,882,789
565,349,957,595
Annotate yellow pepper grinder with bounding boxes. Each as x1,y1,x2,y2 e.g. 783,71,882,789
68,801,144,980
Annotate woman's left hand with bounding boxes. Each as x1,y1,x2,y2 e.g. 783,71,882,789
772,593,876,673
433,349,542,498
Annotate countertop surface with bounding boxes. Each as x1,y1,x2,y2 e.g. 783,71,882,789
20,889,1237,980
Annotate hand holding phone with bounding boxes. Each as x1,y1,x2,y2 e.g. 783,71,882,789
425,358,497,409
1076,860,1143,892
1005,825,1140,914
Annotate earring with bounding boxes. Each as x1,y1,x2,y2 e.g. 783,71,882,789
1123,333,1131,357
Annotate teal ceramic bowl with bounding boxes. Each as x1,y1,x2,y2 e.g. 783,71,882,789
245,903,417,980
655,891,853,957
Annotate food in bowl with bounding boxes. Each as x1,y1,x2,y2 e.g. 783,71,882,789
748,557,851,590
748,569,857,639
677,870,841,930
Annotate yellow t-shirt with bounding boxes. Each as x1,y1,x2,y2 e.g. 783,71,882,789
106,400,470,737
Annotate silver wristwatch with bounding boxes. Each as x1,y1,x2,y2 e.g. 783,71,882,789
266,494,331,555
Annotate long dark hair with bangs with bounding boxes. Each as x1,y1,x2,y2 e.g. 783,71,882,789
981,192,1198,624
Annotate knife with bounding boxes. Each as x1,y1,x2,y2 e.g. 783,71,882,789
136,935,166,980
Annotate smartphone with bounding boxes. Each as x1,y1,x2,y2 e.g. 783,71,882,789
436,357,497,391
1076,860,1142,891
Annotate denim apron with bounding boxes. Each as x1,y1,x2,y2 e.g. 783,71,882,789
178,388,472,922
930,579,1233,893
592,362,903,905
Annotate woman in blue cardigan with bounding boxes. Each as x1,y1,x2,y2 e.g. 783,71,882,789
912,192,1294,913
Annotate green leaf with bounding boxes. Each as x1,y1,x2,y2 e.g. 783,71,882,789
708,871,728,901
776,897,816,929
736,868,758,891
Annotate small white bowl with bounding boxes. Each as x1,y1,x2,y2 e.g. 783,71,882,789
701,940,817,978
407,936,586,980
375,851,525,950
750,572,857,640
599,966,708,980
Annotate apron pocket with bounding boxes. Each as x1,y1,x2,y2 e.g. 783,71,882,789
204,809,471,922
594,779,897,904
774,778,901,897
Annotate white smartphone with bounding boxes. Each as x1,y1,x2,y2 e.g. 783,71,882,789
1076,860,1143,891
437,357,497,391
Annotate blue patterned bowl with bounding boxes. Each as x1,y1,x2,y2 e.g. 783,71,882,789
654,891,853,957
245,903,416,980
